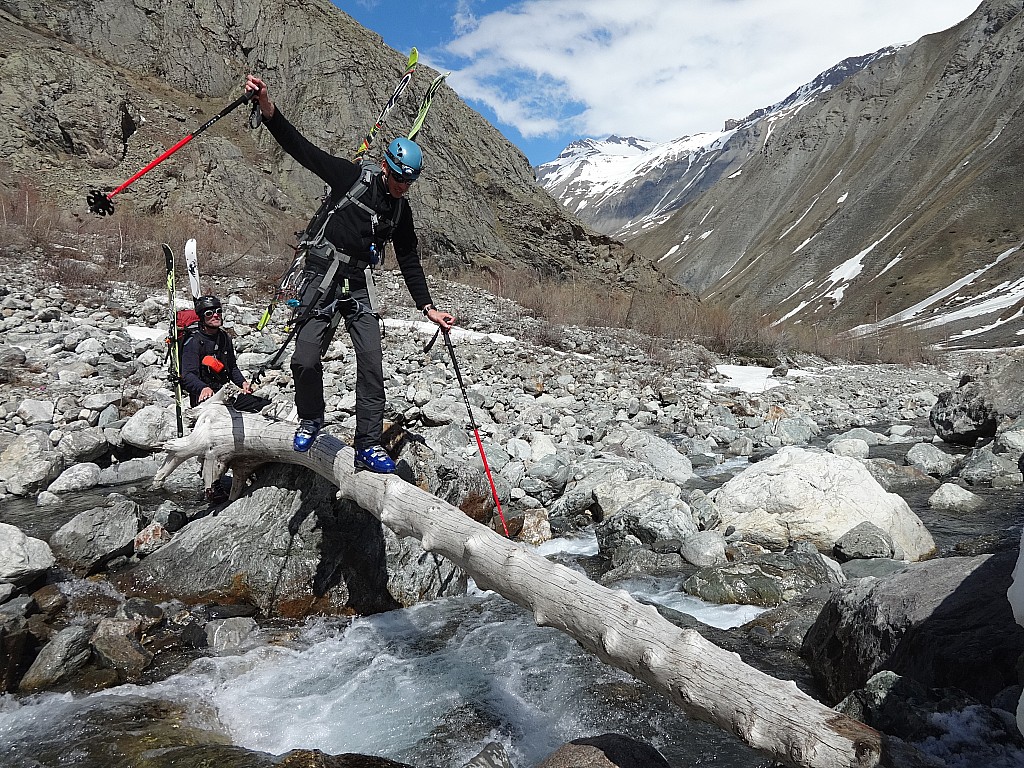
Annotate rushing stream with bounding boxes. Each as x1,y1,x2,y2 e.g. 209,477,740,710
0,531,778,768
3,418,1023,767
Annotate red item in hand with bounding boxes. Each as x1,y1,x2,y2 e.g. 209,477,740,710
202,355,225,373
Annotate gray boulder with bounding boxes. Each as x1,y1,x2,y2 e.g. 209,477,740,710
682,543,844,607
802,551,1024,705
50,496,142,574
928,483,985,513
120,405,177,450
930,357,1024,446
118,464,466,616
0,523,55,586
18,625,92,692
833,522,895,562
47,462,101,494
905,442,958,477
57,426,110,463
0,430,65,496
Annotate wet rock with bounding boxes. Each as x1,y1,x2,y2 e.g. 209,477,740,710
18,624,92,692
537,733,671,768
117,464,466,617
464,742,514,768
860,458,938,493
683,543,844,607
595,484,696,557
91,617,153,680
205,617,257,652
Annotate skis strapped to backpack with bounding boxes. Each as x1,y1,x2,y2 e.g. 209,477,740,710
355,48,418,159
163,243,186,437
184,238,201,305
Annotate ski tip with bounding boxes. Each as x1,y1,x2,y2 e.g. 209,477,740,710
161,243,173,257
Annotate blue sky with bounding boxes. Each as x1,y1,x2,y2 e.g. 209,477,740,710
337,1,981,166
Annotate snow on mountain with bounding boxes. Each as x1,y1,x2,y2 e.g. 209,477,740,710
537,48,898,240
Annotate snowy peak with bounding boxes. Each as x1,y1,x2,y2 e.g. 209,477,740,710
537,47,897,238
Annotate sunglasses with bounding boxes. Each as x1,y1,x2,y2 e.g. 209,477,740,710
203,309,222,318
389,166,420,184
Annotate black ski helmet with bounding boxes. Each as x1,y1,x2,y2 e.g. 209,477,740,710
195,295,222,318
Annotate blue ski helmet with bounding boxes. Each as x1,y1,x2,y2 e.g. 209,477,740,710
384,137,423,182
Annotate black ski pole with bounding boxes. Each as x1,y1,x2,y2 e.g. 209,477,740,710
87,90,256,216
428,328,510,537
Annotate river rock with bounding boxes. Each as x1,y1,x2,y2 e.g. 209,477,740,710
117,464,466,617
16,398,54,426
905,442,958,476
18,624,92,693
832,522,895,562
928,483,985,512
595,485,697,556
0,430,65,496
709,446,935,560
57,426,110,463
0,523,55,586
46,462,101,494
536,733,671,768
802,550,1024,705
600,424,694,485
120,404,177,450
682,542,844,607
91,617,153,680
50,496,143,574
958,445,1021,486
859,458,938,493
205,617,257,652
930,355,1024,445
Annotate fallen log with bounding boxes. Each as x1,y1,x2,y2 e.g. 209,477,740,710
153,400,886,768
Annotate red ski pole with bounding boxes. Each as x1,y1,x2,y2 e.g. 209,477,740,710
428,328,510,537
87,90,255,216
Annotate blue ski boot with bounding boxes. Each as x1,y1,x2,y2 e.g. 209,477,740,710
293,418,323,452
354,445,396,473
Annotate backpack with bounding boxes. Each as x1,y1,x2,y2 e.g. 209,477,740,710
175,309,200,345
297,159,403,266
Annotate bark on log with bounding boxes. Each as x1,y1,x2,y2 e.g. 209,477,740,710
153,401,886,768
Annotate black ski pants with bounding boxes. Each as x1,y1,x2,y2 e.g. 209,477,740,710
290,279,384,449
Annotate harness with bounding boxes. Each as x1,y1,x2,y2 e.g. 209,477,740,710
294,166,402,325
251,169,401,385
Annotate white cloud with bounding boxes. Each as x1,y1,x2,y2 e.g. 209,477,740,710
440,0,980,142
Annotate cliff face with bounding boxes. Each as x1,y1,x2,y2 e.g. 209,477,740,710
0,0,659,288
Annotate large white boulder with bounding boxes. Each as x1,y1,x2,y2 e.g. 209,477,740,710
709,446,935,561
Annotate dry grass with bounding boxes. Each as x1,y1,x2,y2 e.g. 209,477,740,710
1,174,937,365
0,173,297,300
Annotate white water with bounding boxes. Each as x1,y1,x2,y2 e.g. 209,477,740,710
3,534,1021,767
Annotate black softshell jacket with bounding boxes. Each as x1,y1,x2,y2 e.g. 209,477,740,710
266,108,433,309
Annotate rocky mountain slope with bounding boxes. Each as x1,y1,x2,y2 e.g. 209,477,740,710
540,1,1024,349
536,49,894,239
0,0,658,290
